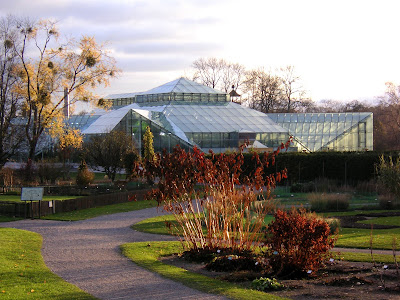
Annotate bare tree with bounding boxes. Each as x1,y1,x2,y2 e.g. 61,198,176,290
314,99,343,113
243,69,282,113
340,100,370,112
192,57,245,93
192,57,224,89
0,16,24,168
372,82,400,150
279,65,307,112
220,62,246,93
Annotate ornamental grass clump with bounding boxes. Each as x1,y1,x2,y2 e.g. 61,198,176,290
308,193,350,212
141,141,291,253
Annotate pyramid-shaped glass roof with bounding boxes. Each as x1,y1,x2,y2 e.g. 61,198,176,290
142,77,225,95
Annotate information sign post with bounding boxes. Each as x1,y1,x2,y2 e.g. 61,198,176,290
21,187,44,219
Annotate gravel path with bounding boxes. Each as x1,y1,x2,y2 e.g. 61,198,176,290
1,207,226,300
1,207,396,300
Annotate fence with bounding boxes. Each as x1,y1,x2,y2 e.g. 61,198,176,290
0,189,151,218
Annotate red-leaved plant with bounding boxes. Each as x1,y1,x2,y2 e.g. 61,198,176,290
140,140,291,252
265,208,337,277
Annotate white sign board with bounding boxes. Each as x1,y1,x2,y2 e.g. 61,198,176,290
21,187,44,201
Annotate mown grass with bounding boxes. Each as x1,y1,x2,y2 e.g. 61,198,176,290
121,241,287,300
336,227,400,250
132,214,175,235
0,228,95,300
332,251,400,264
133,212,400,251
0,195,83,203
132,214,275,236
322,209,400,217
0,215,23,222
44,199,158,221
359,216,400,226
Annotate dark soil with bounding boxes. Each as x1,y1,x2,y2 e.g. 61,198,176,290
161,256,400,300
160,211,400,299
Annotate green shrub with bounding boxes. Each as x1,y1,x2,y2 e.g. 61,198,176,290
265,208,337,277
124,150,140,177
76,160,94,186
376,155,400,205
37,162,64,184
290,181,315,193
324,217,341,235
251,277,285,291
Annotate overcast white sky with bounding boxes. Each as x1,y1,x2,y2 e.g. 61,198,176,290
1,0,399,103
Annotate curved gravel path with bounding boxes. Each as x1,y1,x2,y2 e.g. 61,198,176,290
1,207,226,300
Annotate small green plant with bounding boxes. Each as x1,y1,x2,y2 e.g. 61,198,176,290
392,235,399,276
143,126,155,161
251,277,285,291
76,160,94,186
369,223,376,267
324,217,341,234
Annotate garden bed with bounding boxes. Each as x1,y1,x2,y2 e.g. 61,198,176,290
161,255,400,299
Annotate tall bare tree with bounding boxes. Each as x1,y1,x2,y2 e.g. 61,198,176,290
372,82,400,150
0,16,24,168
192,57,245,93
243,69,282,113
279,65,307,112
220,62,246,93
192,57,224,89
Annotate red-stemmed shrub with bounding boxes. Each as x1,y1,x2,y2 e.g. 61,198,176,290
139,140,292,252
265,208,337,278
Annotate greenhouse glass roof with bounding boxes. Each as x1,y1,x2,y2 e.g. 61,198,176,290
82,102,287,142
268,112,372,151
142,77,225,95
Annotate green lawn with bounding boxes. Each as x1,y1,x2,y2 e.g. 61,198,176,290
332,251,400,264
0,215,23,222
132,214,275,236
0,228,94,299
0,195,83,203
336,227,400,250
43,199,158,221
359,216,400,226
133,211,400,251
132,214,176,235
323,209,400,217
121,241,287,300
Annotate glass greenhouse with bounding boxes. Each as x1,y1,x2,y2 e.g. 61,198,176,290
74,77,373,153
268,113,373,152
